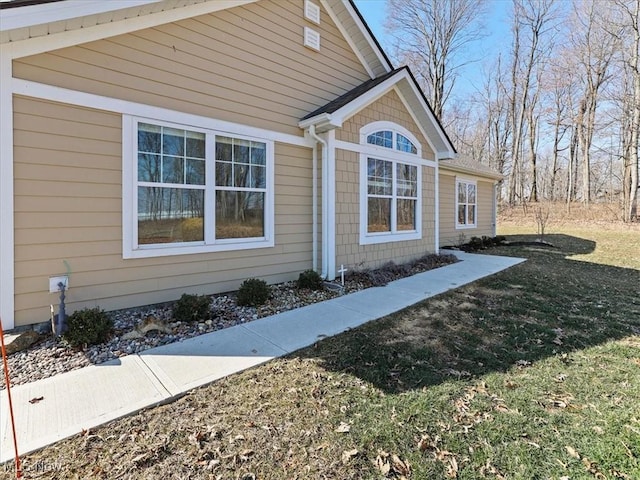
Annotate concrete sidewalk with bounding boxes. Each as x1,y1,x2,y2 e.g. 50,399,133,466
0,252,525,463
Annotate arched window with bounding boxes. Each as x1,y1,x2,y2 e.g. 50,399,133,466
359,122,422,245
366,130,418,154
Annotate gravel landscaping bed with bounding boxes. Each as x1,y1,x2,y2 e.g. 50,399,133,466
1,253,458,389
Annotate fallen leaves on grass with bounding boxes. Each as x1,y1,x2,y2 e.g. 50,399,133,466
341,448,358,464
565,445,581,459
538,392,574,410
479,459,506,479
416,434,459,478
335,421,351,433
375,451,412,478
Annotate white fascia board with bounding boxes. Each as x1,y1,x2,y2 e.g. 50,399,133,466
0,0,163,32
395,80,456,158
5,0,258,59
339,0,390,74
320,0,375,78
392,85,438,160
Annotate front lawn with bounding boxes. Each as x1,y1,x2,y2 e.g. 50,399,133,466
11,226,640,479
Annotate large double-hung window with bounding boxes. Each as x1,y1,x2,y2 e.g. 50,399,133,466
360,122,422,245
125,118,273,258
366,158,418,233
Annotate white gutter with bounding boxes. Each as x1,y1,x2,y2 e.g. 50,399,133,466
308,125,327,277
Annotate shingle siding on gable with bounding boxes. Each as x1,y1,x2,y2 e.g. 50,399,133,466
12,1,370,137
337,89,435,160
334,93,436,271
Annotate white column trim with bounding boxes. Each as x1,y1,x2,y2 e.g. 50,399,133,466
326,129,337,280
0,49,15,329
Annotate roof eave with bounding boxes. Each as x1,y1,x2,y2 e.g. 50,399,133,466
0,0,162,32
439,162,503,180
298,114,341,132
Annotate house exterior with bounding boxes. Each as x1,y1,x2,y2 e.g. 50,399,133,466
438,158,502,248
0,0,500,330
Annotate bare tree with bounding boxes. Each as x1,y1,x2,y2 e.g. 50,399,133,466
614,0,639,222
570,0,618,205
506,0,558,205
386,0,486,119
546,64,571,200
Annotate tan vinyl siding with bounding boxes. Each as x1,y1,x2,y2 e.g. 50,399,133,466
337,90,435,160
13,1,370,137
13,96,315,327
438,172,495,247
334,93,436,271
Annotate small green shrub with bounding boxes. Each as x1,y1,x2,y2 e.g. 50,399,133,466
297,269,324,290
237,278,270,307
482,235,493,247
63,307,112,348
468,236,484,250
173,293,211,323
493,235,506,245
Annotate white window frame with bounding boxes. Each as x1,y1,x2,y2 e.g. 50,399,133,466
455,178,477,229
359,122,422,245
359,121,422,157
123,116,275,258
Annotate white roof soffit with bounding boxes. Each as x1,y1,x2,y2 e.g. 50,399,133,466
1,0,163,32
0,0,258,48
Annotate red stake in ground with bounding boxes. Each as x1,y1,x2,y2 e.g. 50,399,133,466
0,317,23,478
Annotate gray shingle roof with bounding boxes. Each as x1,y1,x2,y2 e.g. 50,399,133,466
0,0,64,9
301,67,405,121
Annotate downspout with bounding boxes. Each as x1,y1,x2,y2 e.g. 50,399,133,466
325,130,336,280
308,125,328,278
493,182,498,237
434,155,440,254
309,129,318,272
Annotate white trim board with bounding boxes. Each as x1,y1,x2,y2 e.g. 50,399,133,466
0,56,14,329
333,139,437,168
122,115,276,259
12,79,313,148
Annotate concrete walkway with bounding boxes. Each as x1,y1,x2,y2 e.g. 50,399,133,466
0,252,525,463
